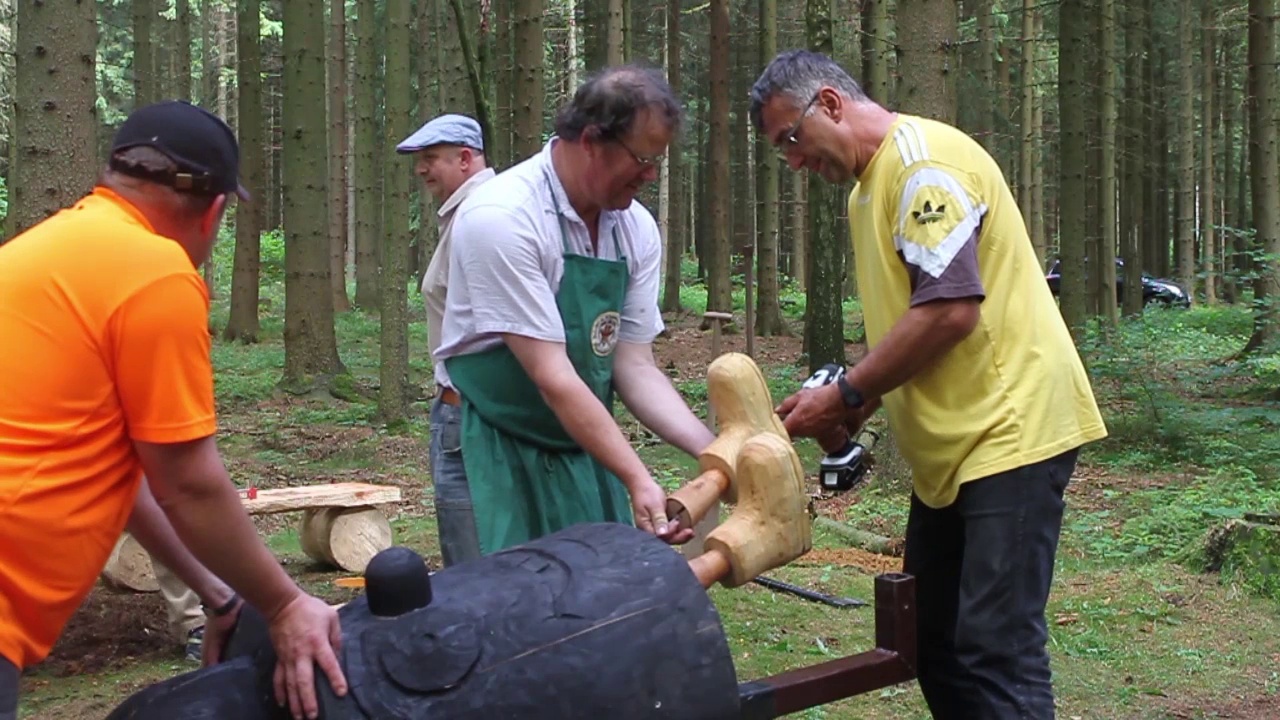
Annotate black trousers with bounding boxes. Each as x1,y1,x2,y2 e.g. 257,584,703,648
0,655,16,720
904,448,1078,720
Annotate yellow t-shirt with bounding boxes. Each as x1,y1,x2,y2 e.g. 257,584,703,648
849,114,1107,508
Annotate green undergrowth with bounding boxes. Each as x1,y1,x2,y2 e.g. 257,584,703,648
19,242,1280,718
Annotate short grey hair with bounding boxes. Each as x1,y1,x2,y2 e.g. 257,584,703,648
748,50,867,132
554,63,684,143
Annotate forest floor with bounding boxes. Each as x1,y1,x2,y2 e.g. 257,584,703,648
14,271,1280,719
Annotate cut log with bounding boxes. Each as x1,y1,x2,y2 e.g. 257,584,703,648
241,482,401,515
101,533,159,593
299,507,394,573
814,516,903,557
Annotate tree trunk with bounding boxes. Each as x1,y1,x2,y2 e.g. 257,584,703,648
1058,0,1089,338
353,0,380,309
706,0,733,314
133,0,155,108
8,0,96,238
380,0,413,422
1176,0,1197,299
224,0,265,344
894,0,957,123
1120,0,1145,316
282,0,346,391
863,0,892,104
513,0,545,159
660,0,684,314
492,0,513,170
329,0,351,313
755,0,786,336
1200,0,1217,305
607,0,625,65
803,0,846,372
1098,0,1117,327
1242,0,1279,353
176,0,192,102
974,0,995,153
1031,9,1045,268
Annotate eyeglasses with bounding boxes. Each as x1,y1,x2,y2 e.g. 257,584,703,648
778,92,821,156
615,136,665,168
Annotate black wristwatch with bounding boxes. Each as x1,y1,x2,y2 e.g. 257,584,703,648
836,375,865,409
202,592,241,618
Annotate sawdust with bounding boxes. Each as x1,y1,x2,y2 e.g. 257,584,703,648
795,547,904,576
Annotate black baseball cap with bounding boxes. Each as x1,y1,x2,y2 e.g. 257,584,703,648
109,100,251,201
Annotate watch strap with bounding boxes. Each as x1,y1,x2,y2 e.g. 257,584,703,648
203,592,241,618
836,375,865,409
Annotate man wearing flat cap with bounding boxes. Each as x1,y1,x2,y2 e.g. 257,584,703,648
0,100,347,720
396,113,494,567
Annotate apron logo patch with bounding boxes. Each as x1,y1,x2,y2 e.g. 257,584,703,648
590,311,621,356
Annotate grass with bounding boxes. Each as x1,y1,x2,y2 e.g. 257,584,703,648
17,244,1280,718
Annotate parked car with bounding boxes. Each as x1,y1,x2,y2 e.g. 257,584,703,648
1044,258,1190,308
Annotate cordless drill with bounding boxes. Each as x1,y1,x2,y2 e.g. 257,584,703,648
801,363,879,493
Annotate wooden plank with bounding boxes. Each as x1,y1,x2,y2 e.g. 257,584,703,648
239,482,402,515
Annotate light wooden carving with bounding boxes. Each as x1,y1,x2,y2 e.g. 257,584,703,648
666,353,790,529
671,352,812,589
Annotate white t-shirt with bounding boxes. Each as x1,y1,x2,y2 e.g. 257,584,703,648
435,139,666,362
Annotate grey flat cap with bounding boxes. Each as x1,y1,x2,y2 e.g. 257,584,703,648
396,114,484,154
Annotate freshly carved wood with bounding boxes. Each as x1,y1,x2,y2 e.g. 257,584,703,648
700,432,811,588
666,353,790,528
670,352,811,589
241,482,401,515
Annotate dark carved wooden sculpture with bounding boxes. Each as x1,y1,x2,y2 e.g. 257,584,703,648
107,354,920,720
106,522,744,720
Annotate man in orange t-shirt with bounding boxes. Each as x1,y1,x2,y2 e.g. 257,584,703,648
0,101,347,720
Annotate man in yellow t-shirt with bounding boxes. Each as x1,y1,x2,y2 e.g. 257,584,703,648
751,51,1107,718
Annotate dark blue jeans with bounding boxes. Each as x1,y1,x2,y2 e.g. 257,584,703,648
0,655,17,720
429,396,482,567
904,448,1078,720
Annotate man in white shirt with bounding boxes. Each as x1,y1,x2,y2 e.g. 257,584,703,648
396,114,495,566
435,66,715,555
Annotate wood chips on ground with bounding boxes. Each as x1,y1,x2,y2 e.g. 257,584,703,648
795,547,904,575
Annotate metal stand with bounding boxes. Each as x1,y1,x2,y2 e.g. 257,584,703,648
737,573,917,718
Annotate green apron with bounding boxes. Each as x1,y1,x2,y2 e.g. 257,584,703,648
444,166,634,555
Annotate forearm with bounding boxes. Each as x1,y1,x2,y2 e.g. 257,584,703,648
615,364,716,458
127,480,235,610
845,301,978,400
138,442,302,621
537,376,653,490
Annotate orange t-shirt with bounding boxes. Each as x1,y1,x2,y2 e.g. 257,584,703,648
0,187,217,668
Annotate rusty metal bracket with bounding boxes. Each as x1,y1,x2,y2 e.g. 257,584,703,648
737,572,917,719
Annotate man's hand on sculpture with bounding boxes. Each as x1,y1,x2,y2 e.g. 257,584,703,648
776,383,845,440
200,597,244,667
268,594,349,720
630,477,696,545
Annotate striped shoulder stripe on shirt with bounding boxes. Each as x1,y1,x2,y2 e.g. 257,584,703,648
892,120,930,167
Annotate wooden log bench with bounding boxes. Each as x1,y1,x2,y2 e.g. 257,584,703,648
102,482,403,593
